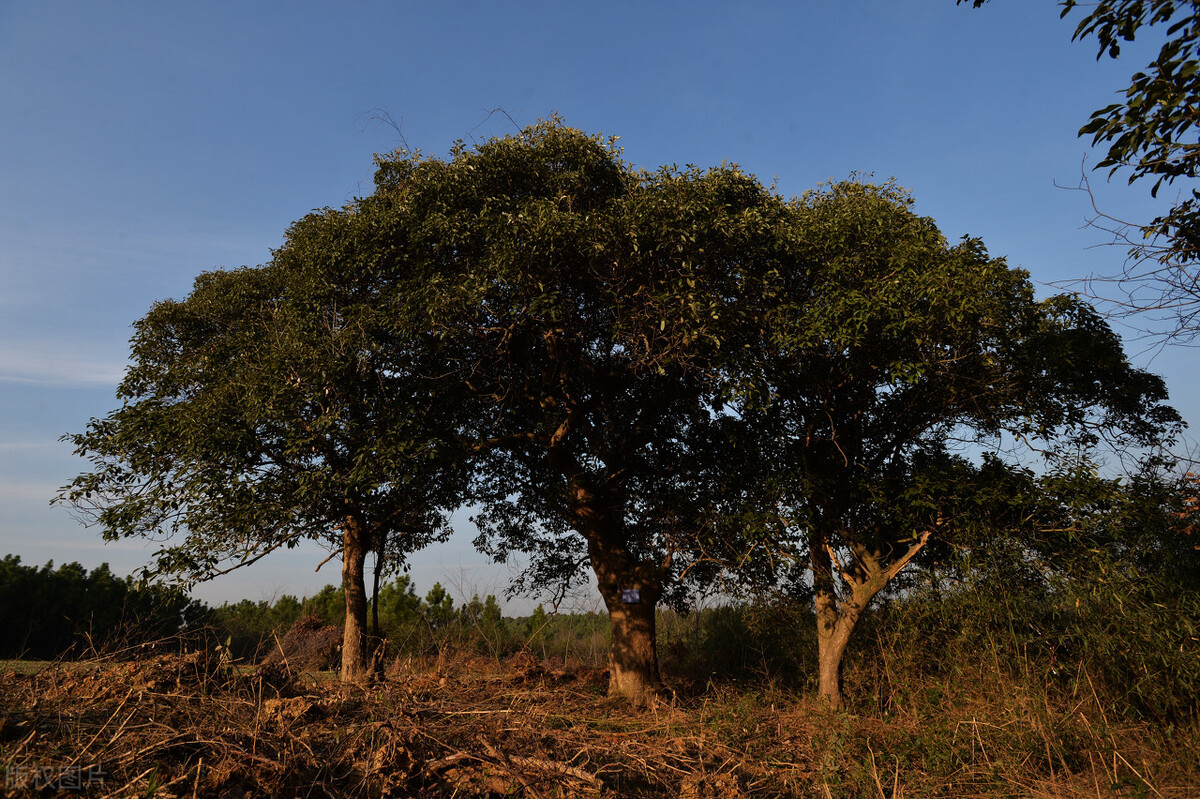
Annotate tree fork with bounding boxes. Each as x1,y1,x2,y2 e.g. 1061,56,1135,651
811,530,932,709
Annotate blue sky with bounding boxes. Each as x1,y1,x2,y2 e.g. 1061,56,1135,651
1,0,1193,610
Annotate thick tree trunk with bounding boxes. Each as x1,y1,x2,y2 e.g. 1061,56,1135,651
601,579,661,703
550,434,664,705
587,525,663,705
341,515,371,682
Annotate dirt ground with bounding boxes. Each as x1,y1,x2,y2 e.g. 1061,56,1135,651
0,650,817,798
1,650,1196,798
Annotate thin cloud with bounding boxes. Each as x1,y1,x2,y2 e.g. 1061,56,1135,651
0,346,126,387
0,482,72,502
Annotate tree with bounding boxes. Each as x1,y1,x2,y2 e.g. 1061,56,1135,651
750,180,1180,708
422,582,456,631
0,556,205,659
962,0,1200,341
57,191,471,681
375,573,422,632
369,120,789,703
304,584,347,627
59,116,1179,709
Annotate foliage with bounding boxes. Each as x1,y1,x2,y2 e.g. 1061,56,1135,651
0,555,206,659
1033,459,1200,720
458,593,512,657
422,582,456,630
1066,0,1200,272
659,600,817,685
865,556,1200,725
364,117,798,698
429,127,758,583
515,605,610,663
865,456,1200,723
738,178,1180,707
205,576,524,663
303,584,347,627
375,574,422,626
56,162,474,678
206,596,309,661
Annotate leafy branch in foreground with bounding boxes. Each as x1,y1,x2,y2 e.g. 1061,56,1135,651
962,0,1200,342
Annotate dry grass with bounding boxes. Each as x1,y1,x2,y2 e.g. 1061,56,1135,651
0,647,1195,798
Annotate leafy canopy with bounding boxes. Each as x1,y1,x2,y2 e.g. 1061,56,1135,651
58,188,469,585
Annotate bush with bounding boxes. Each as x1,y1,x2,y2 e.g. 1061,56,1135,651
659,600,816,687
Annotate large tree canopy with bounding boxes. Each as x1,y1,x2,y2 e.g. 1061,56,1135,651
58,195,471,680
61,119,1181,704
364,121,790,702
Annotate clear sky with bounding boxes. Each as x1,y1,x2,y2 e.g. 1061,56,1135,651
1,0,1193,611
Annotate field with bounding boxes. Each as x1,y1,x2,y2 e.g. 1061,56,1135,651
2,641,1197,799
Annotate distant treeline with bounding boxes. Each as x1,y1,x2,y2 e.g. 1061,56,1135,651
0,557,603,666
0,555,207,660
208,576,606,664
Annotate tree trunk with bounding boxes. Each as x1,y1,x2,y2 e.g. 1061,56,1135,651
553,443,664,705
588,533,663,705
809,530,932,709
341,514,371,682
371,541,383,639
602,581,662,703
814,588,858,711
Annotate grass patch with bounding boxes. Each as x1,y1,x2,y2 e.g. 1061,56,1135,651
0,660,54,675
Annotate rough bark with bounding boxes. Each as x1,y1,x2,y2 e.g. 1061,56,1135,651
597,568,662,704
584,515,664,705
810,529,932,709
814,588,858,711
341,514,372,683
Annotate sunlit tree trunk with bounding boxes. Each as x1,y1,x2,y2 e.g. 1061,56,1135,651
811,536,852,710
590,534,663,705
813,584,860,711
810,529,931,709
341,514,371,682
604,591,661,701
